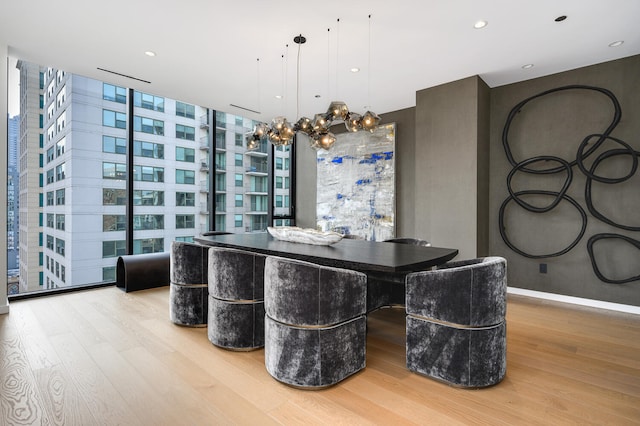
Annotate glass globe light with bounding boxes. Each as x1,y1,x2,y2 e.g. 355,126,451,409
361,110,380,132
271,116,286,132
246,136,259,151
312,113,331,132
309,135,321,150
268,129,283,146
280,120,295,142
344,112,362,132
317,132,336,150
326,101,349,121
295,117,313,135
253,122,269,139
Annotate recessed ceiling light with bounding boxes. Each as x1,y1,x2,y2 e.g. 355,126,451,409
609,40,624,47
350,67,360,73
275,95,282,99
554,15,567,22
144,51,156,57
474,20,488,29
522,64,534,69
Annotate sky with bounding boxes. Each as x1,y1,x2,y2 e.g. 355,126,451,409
8,56,20,116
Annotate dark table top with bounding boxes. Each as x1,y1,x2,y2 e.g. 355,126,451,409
195,233,458,273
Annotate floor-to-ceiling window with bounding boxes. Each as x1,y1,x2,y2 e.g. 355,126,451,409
272,144,295,227
7,59,294,296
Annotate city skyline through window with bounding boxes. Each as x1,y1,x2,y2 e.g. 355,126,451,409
6,58,294,296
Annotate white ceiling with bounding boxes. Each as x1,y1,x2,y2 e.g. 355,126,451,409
2,0,639,122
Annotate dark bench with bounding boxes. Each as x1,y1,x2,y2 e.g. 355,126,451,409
116,252,170,293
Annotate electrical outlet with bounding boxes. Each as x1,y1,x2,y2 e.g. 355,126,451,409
539,263,547,274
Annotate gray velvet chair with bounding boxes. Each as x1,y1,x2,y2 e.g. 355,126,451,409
207,247,266,351
169,241,209,327
367,237,432,311
405,256,507,387
264,256,367,388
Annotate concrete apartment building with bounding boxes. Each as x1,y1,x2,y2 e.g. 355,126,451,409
16,60,45,294
7,114,19,277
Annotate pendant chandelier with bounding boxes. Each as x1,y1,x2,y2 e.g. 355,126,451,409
247,26,379,151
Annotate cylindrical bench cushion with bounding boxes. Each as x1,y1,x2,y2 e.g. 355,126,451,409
265,315,366,388
264,256,366,327
208,247,265,301
406,316,506,388
406,256,507,327
169,283,208,327
170,241,208,285
116,252,169,292
207,296,265,350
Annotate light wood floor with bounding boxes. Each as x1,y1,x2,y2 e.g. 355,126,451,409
1,286,639,425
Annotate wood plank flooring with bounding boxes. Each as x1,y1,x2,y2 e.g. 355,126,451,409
1,286,639,425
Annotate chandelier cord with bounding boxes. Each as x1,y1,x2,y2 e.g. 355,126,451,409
280,52,286,115
368,14,372,110
249,29,378,151
256,58,260,111
327,28,331,103
285,44,289,117
296,37,301,119
336,18,340,100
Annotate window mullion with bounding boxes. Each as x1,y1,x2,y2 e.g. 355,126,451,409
126,88,134,255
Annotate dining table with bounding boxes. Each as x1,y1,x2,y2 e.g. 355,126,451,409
195,232,458,274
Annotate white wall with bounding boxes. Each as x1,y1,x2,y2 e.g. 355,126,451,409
1,43,10,314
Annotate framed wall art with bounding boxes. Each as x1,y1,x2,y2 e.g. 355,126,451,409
316,123,396,241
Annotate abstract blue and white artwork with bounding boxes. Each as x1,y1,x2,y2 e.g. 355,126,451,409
316,123,396,241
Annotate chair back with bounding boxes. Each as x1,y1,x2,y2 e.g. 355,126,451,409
406,256,507,327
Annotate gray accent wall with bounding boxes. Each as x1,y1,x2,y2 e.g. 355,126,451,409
296,55,639,306
489,55,640,306
414,76,490,260
295,133,318,230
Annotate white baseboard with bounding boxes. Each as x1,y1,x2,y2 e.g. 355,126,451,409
507,287,640,315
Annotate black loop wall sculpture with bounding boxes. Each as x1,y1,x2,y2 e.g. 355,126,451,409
499,190,587,259
502,85,622,174
587,234,640,284
577,135,638,184
506,156,573,213
585,148,640,232
500,85,639,284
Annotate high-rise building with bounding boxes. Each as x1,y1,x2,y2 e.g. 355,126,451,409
8,114,19,168
16,60,45,293
7,114,20,278
15,61,292,293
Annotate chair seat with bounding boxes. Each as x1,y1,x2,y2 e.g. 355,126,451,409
169,282,208,327
265,315,366,388
207,296,265,350
207,247,266,350
406,316,506,387
169,242,209,327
